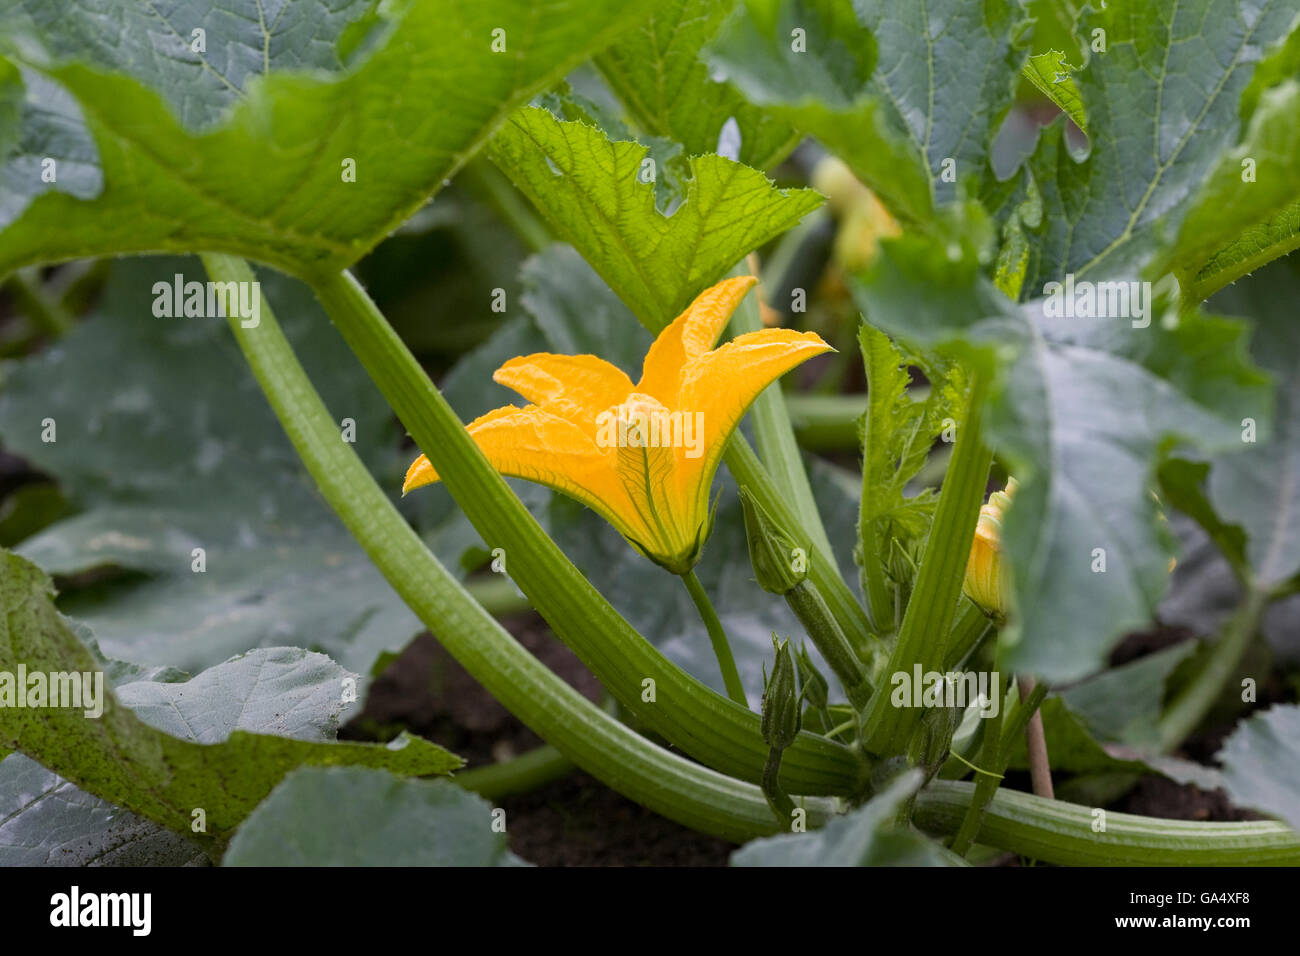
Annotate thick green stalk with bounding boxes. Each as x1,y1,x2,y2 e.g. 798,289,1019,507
863,377,992,756
917,780,1300,866
682,570,748,705
310,267,864,796
203,254,827,842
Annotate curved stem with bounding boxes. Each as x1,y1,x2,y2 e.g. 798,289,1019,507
683,570,747,705
203,253,830,842
761,749,796,827
310,266,865,796
917,780,1300,866
1158,586,1267,752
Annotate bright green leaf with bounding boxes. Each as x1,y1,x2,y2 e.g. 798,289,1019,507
488,105,821,332
0,0,671,277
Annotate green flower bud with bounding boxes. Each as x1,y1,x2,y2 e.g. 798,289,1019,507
761,636,802,751
740,487,808,595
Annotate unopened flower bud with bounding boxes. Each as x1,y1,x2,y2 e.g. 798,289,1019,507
964,478,1017,619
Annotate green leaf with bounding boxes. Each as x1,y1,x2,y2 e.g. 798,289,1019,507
0,0,376,127
0,549,461,857
223,767,525,866
1022,50,1085,131
852,236,1271,681
1170,83,1300,300
0,0,669,277
1203,256,1300,589
0,60,101,230
487,105,822,332
731,770,961,865
1059,643,1197,749
1026,1,1300,291
595,0,797,169
708,0,1024,225
0,639,375,866
0,258,438,674
1217,705,1300,831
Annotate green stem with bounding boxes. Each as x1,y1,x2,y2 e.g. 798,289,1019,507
786,580,871,709
761,748,796,828
728,261,835,564
944,599,992,670
202,253,822,842
683,570,748,705
917,780,1300,866
863,376,992,756
308,266,863,795
1158,586,1268,752
453,745,574,802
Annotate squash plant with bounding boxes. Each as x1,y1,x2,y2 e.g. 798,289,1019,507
1,0,1299,866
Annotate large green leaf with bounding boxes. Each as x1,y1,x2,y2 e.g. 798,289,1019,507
594,0,797,169
1217,705,1300,831
731,770,959,865
852,236,1271,681
487,105,822,332
1203,256,1300,589
224,767,526,866
0,0,670,277
0,549,460,858
0,640,370,866
707,0,1023,226
0,257,451,674
1026,0,1300,291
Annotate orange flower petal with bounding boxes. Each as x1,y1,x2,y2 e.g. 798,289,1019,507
636,275,757,401
493,353,633,435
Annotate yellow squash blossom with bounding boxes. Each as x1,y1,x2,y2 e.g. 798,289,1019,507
964,478,1017,620
404,276,832,574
